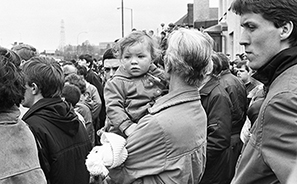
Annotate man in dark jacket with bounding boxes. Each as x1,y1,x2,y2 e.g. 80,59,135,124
21,56,92,184
216,52,248,181
78,54,105,145
231,0,297,183
199,72,233,184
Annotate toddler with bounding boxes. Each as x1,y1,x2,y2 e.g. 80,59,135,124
104,31,168,137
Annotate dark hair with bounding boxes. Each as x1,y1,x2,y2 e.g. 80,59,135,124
102,48,116,66
0,48,25,110
216,52,230,70
62,84,81,106
236,60,250,72
231,0,297,47
22,56,64,98
76,64,88,78
211,53,222,76
0,46,22,67
79,54,93,67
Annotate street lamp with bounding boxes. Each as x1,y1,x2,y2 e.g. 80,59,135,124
77,31,87,46
77,31,87,55
126,7,133,30
117,7,133,31
121,0,124,37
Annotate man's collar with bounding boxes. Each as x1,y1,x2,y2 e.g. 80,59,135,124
253,47,297,87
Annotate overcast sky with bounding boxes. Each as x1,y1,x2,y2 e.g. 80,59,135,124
0,0,218,51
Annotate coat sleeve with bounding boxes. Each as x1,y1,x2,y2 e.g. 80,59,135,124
108,115,167,184
104,78,134,134
206,91,232,162
83,84,102,120
89,84,102,116
262,92,297,184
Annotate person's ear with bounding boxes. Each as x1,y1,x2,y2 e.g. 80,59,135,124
280,21,294,41
30,83,40,95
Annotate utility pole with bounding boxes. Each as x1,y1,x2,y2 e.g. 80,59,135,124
121,0,124,37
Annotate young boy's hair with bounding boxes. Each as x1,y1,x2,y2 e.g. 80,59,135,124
21,56,64,98
62,84,81,107
118,30,161,61
65,73,87,94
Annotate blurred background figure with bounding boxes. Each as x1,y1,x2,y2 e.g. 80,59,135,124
199,53,233,184
11,43,37,63
11,43,38,118
78,54,105,145
216,52,248,182
236,60,262,104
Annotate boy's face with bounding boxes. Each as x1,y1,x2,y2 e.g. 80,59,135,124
22,83,35,108
121,41,152,77
236,65,249,83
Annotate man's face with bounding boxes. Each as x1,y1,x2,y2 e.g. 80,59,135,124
78,59,88,68
236,65,249,83
239,13,283,70
103,58,121,81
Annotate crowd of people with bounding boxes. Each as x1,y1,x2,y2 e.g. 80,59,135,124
1,0,297,183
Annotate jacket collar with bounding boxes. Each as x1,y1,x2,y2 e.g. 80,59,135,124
22,98,62,120
220,69,231,76
149,85,200,115
253,46,297,87
0,105,20,123
199,75,220,96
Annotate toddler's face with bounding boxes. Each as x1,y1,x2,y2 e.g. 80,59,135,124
121,42,152,77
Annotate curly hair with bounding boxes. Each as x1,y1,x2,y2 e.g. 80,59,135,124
0,48,25,111
65,73,87,94
0,46,22,67
164,28,213,86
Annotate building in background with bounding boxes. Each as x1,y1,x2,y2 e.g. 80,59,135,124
219,0,244,60
174,0,243,60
